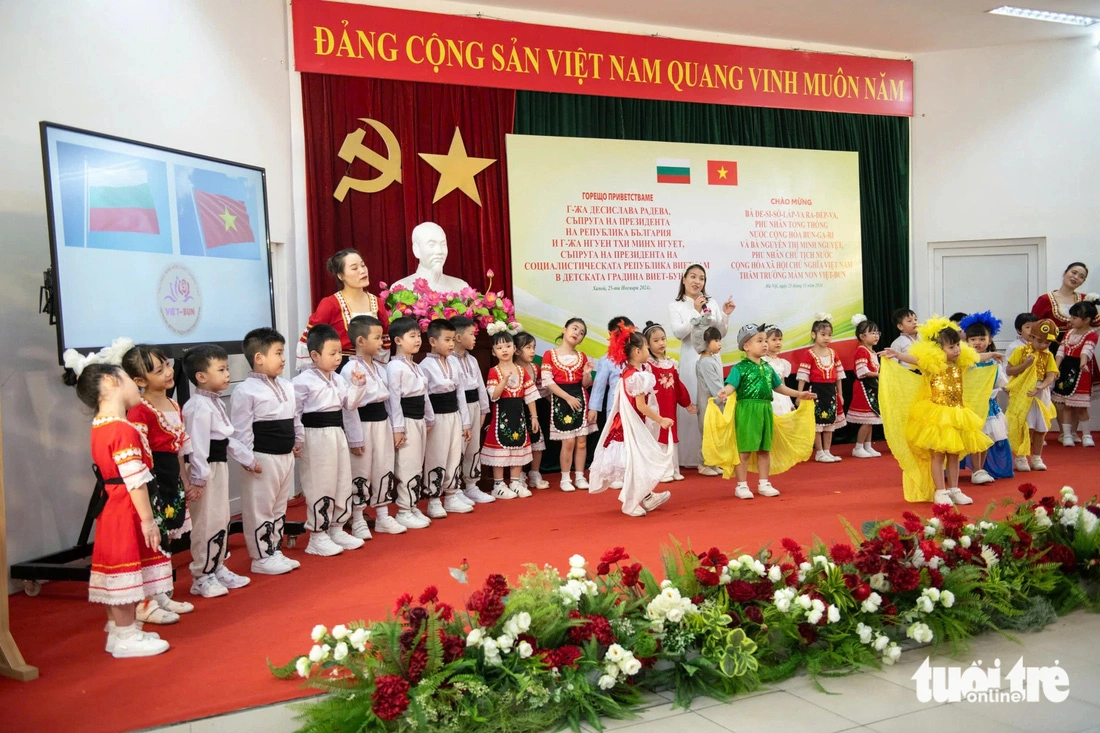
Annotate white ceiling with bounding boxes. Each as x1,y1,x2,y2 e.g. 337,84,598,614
455,0,1100,54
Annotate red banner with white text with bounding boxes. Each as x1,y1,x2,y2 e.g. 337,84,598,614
291,0,913,117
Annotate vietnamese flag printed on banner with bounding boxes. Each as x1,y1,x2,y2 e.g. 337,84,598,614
193,189,255,248
707,160,738,186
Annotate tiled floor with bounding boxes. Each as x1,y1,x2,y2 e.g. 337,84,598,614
147,610,1100,733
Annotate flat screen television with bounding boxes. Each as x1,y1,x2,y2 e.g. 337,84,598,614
40,122,275,362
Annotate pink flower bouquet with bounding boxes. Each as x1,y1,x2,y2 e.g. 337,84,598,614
380,271,521,334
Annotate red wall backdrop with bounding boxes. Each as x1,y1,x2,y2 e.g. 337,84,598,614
300,73,516,303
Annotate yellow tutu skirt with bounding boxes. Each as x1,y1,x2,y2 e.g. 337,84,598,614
906,401,993,455
702,396,816,479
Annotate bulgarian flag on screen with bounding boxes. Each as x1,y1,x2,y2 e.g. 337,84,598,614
87,167,159,234
193,189,255,248
656,158,691,184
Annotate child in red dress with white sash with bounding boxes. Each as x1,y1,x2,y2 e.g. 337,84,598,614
643,321,696,482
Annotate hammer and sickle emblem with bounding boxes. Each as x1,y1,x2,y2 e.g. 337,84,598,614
333,118,402,202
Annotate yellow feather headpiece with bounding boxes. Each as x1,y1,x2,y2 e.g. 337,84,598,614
916,315,960,343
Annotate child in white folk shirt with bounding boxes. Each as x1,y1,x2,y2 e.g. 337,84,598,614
452,316,494,503
183,345,258,598
230,329,303,576
420,319,474,518
386,317,437,530
292,324,370,557
341,315,405,536
889,308,919,362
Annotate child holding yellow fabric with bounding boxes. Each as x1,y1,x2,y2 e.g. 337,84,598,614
704,324,816,500
1005,318,1059,472
881,316,996,506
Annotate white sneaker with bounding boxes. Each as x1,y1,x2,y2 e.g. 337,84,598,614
528,471,550,489
623,505,647,517
641,491,671,512
395,510,431,530
826,452,843,462
1014,455,1031,472
851,445,872,459
610,481,624,490
373,514,408,534
105,625,161,653
560,477,576,492
153,593,194,614
464,486,496,503
305,531,344,556
933,489,954,505
274,551,300,569
815,451,832,463
757,481,780,497
349,516,373,541
1030,456,1047,471
492,481,518,499
111,630,170,659
659,473,675,483
511,480,533,498
328,527,365,550
426,498,448,519
734,483,754,500
444,494,474,513
864,443,883,458
672,471,685,481
970,469,995,485
1082,434,1095,447
190,574,229,598
573,472,590,490
136,599,179,625
947,488,974,505
454,490,476,506
251,555,294,576
698,465,722,476
1073,432,1083,444
410,507,433,524
214,565,251,589
1060,433,1075,447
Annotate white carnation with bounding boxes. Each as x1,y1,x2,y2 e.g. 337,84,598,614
959,535,972,549
873,634,890,651
827,605,841,624
883,642,902,665
296,657,311,678
518,641,533,659
311,625,327,642
768,565,783,582
466,628,484,647
333,642,349,662
857,623,873,644
568,554,586,568
807,609,824,625
598,674,617,690
940,590,955,608
942,538,957,551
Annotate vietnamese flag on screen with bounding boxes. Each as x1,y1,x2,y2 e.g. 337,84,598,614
193,189,255,248
88,167,160,234
707,160,738,186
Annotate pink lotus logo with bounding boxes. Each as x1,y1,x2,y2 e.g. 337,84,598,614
165,275,193,303
157,264,202,335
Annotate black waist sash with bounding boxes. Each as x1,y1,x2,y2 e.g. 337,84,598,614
429,389,459,414
401,396,426,421
302,411,343,429
357,402,389,422
464,388,480,404
209,438,229,463
254,418,295,454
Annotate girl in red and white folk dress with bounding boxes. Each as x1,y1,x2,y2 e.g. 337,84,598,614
643,321,697,482
514,332,550,489
797,315,848,463
122,345,196,627
541,318,596,492
589,327,676,517
482,332,540,499
76,363,172,658
1054,301,1099,447
847,316,884,459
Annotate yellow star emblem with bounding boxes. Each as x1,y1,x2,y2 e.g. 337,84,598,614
717,166,728,179
418,127,496,206
219,206,238,231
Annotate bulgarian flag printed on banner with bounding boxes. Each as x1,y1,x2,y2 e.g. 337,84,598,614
87,166,159,234
656,158,691,184
193,189,255,248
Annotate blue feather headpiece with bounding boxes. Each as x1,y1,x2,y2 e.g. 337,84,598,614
958,310,1002,337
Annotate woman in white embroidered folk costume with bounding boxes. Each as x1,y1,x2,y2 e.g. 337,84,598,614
589,326,677,517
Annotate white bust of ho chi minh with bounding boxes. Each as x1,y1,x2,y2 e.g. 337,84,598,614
391,222,472,294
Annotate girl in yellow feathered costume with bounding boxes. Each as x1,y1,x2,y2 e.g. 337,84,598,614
881,316,997,506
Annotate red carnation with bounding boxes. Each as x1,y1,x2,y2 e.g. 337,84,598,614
393,593,413,616
1038,496,1057,513
596,562,611,576
436,602,454,622
371,675,411,721
901,512,925,535
406,648,428,683
878,525,900,543
1018,483,1038,501
753,579,775,601
882,603,898,619
1043,544,1077,573
544,644,583,670
600,547,629,565
928,568,944,588
727,580,756,603
745,605,765,624
485,574,509,595
1013,526,1033,547
798,622,817,645
622,562,643,588
782,563,800,587
851,583,872,602
830,543,856,565
694,567,721,586
418,586,439,605
440,632,466,663
467,589,506,627
781,538,807,564
892,566,921,592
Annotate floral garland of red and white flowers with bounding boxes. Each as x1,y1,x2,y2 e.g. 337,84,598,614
274,482,1100,732
380,270,521,335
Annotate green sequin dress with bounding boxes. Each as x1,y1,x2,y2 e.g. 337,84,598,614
724,359,782,452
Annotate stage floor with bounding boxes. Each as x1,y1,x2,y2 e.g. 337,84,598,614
3,440,1096,732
